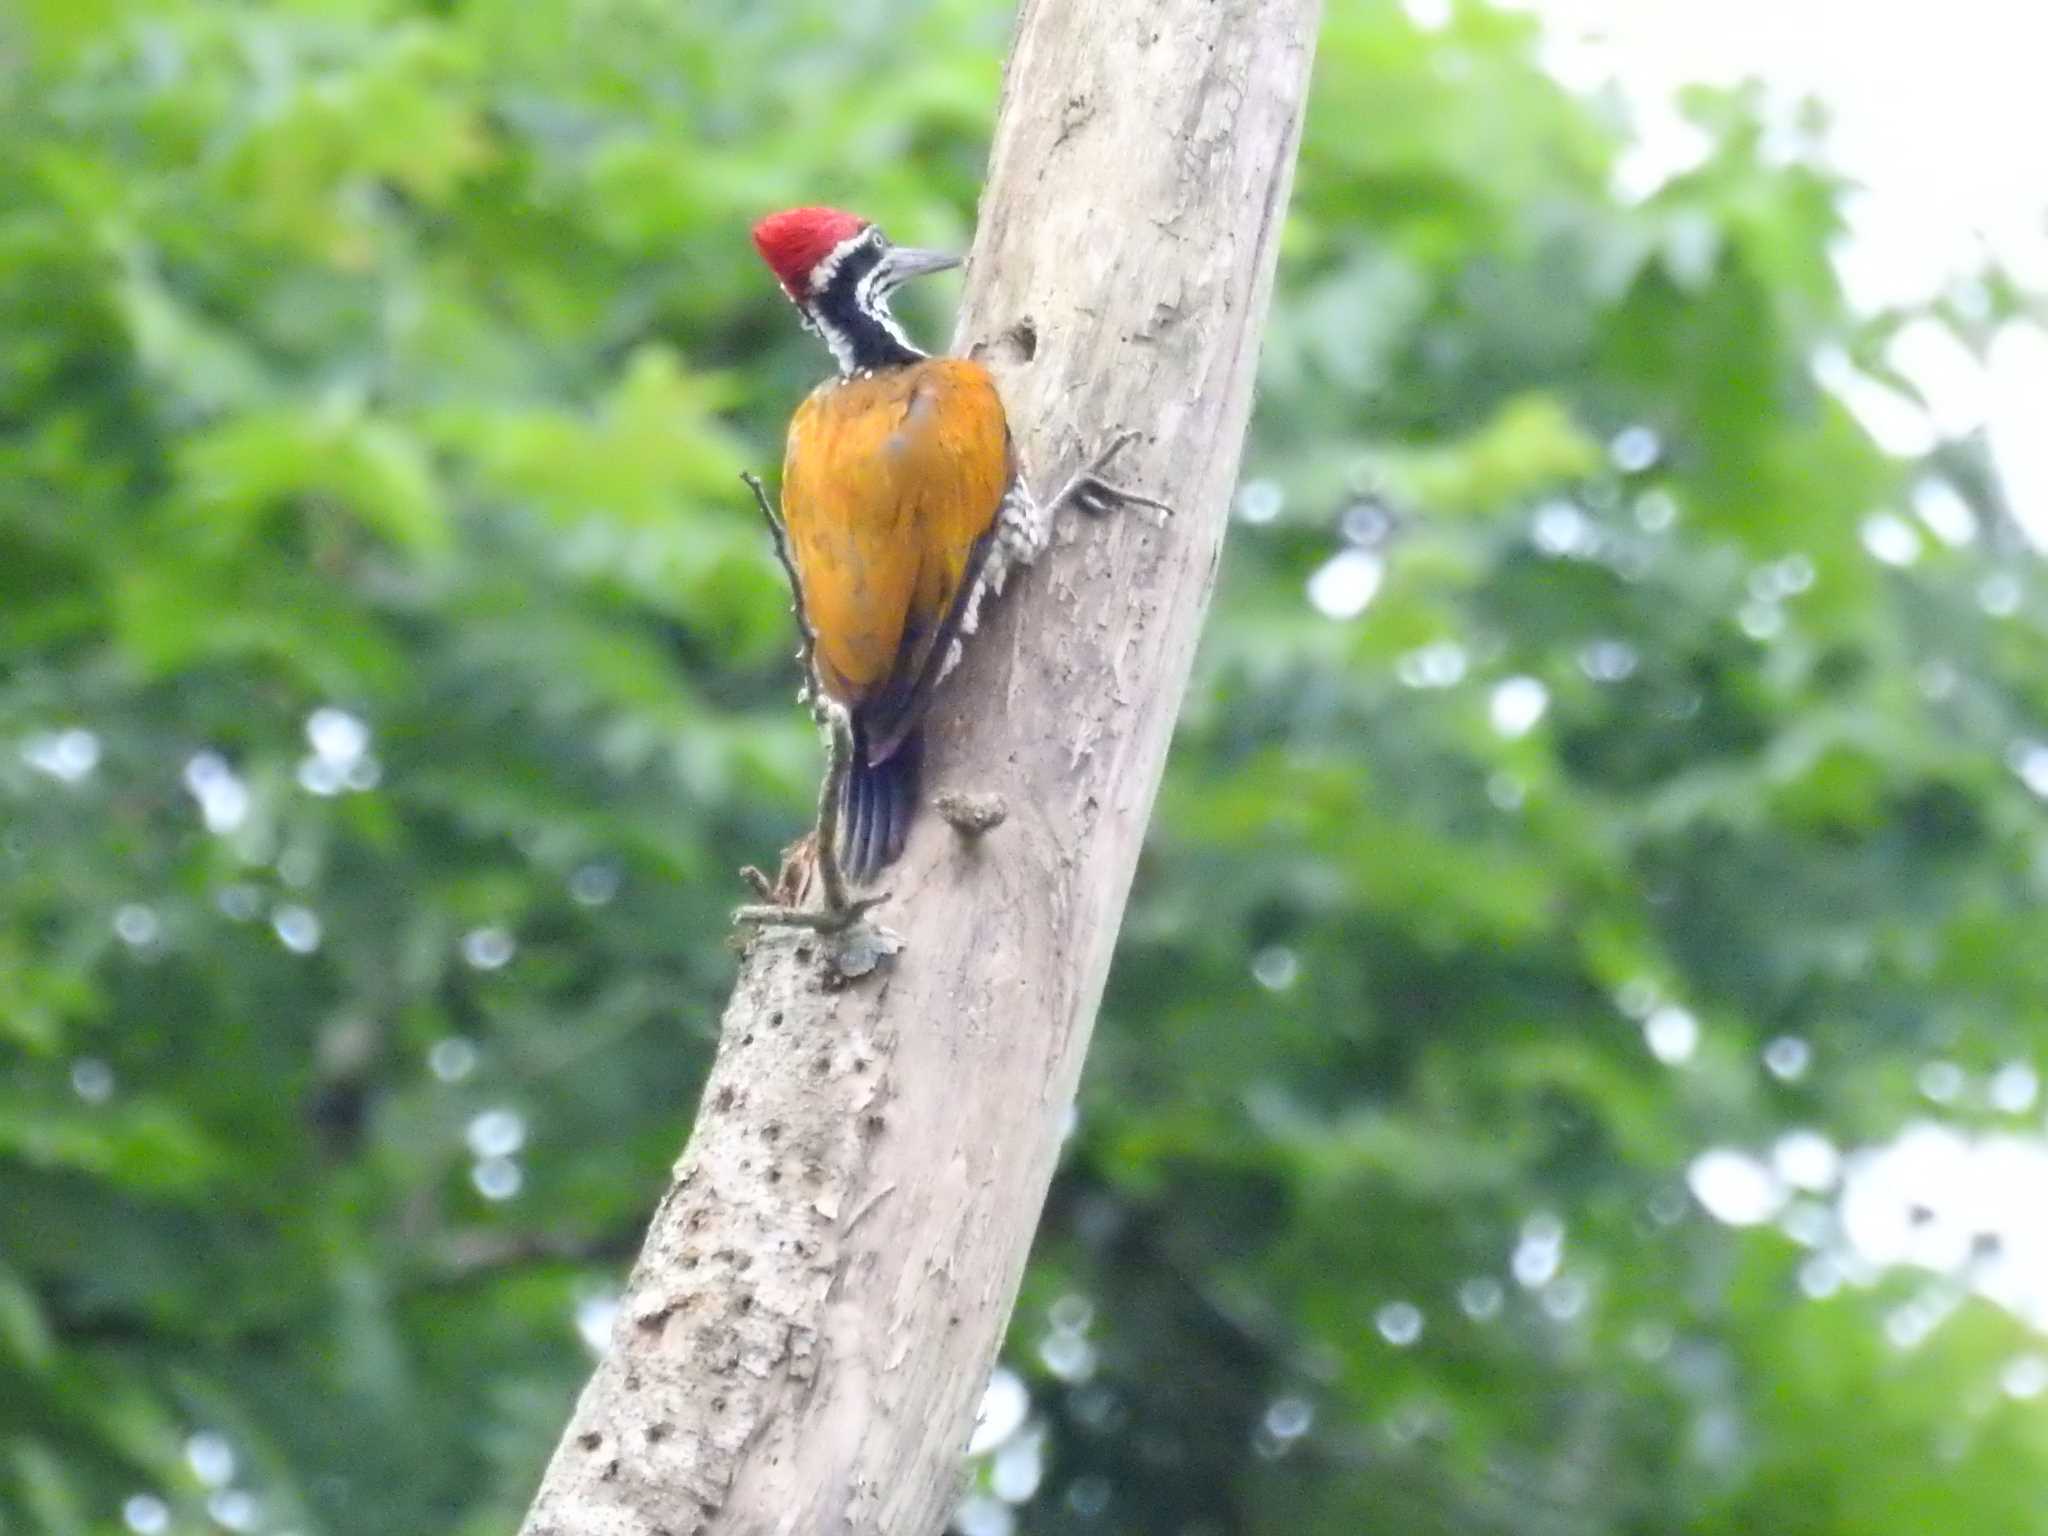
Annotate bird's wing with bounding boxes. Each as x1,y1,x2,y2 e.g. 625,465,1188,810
781,359,1011,753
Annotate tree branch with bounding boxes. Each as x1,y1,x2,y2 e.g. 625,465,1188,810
517,1,1318,1531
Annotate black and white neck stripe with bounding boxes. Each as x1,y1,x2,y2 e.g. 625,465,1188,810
803,229,923,376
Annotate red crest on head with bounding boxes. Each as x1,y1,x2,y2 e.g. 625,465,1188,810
752,206,870,299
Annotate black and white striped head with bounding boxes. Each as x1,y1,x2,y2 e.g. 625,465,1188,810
752,206,960,375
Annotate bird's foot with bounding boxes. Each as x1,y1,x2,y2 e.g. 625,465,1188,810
733,838,891,935
1051,430,1174,520
732,817,899,990
733,871,901,979
733,888,893,935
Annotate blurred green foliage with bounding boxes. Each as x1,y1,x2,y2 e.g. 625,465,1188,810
5,1,2048,1533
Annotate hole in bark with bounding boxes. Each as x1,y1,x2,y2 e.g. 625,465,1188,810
812,1051,832,1076
767,1168,782,1184
763,1122,782,1143
577,1431,603,1452
770,1011,784,1027
713,1086,735,1112
738,1294,754,1312
1004,318,1038,362
647,1422,671,1444
712,1396,727,1414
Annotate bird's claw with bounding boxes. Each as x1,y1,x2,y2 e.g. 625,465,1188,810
733,889,892,934
1054,430,1174,520
734,880,900,980
733,810,894,951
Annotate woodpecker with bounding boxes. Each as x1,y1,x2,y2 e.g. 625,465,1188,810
740,205,1162,931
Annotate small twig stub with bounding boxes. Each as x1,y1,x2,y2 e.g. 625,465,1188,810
934,790,1009,836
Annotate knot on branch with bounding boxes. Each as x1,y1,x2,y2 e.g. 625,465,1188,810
935,790,1009,837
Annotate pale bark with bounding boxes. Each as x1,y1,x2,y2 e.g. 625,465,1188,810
517,1,1318,1532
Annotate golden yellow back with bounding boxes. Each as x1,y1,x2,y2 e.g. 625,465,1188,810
781,358,1012,717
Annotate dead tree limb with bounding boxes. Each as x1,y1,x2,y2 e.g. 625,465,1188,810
518,0,1318,1530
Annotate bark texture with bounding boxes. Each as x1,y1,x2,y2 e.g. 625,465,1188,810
518,1,1318,1532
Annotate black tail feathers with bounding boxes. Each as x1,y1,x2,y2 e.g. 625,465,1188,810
839,724,920,884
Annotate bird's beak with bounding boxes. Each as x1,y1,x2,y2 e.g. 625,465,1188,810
880,246,962,287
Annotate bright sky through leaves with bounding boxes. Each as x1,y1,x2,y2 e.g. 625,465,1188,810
1521,0,2048,547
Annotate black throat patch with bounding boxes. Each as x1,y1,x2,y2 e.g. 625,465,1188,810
807,238,923,374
